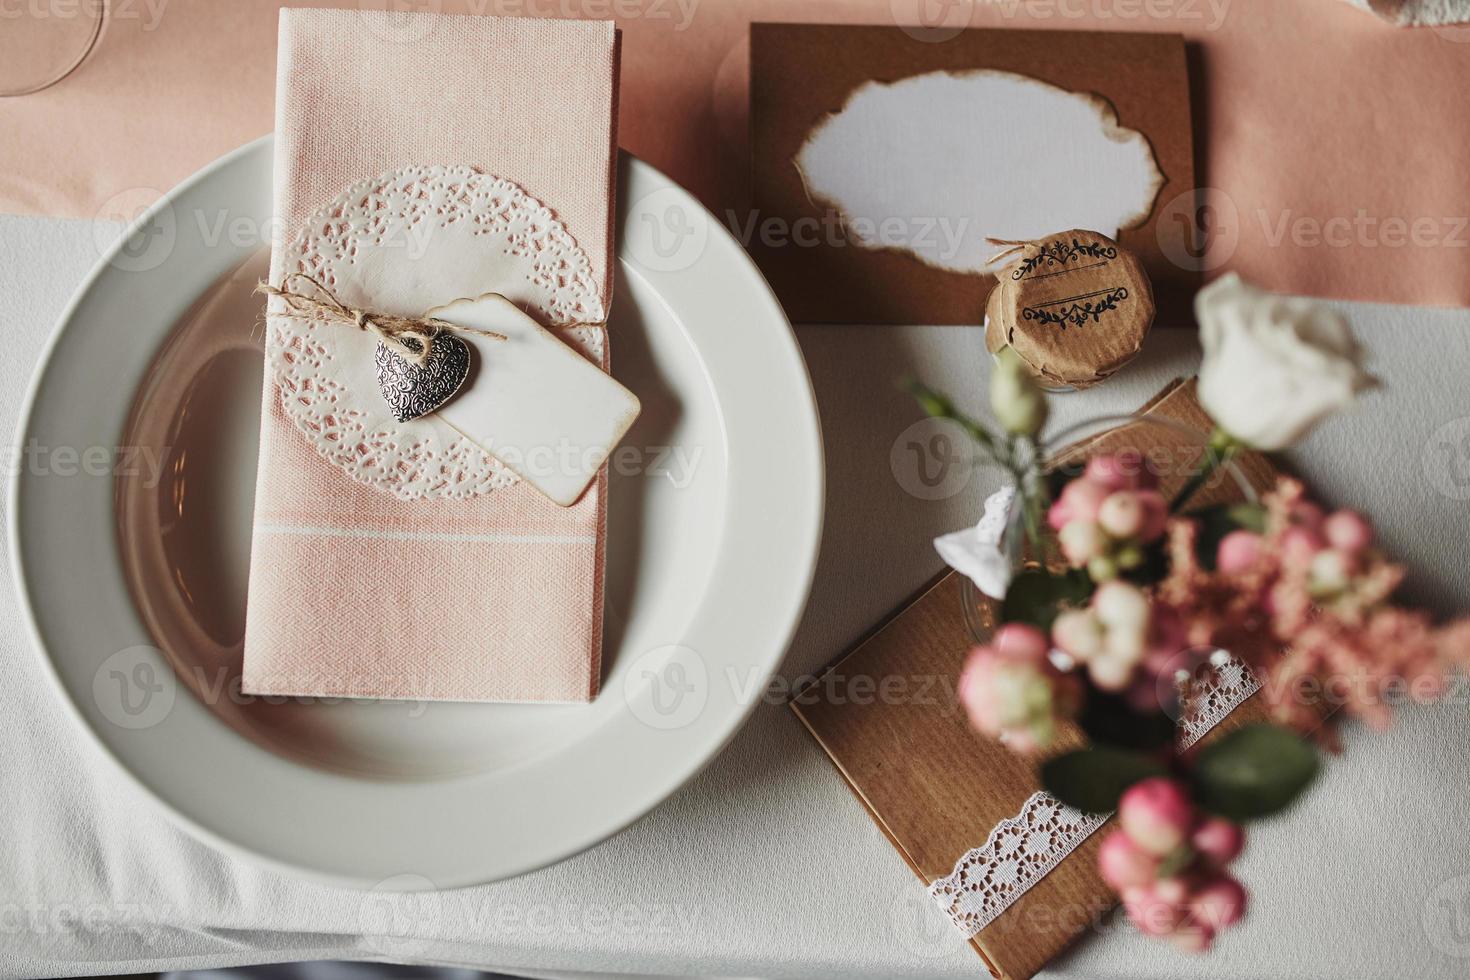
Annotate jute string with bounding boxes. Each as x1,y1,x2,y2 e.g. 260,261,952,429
984,237,1044,268
257,273,508,366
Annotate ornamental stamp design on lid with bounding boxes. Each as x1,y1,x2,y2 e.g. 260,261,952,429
985,229,1155,391
1020,286,1131,329
1010,238,1119,281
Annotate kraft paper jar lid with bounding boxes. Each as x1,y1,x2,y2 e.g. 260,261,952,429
983,229,1155,390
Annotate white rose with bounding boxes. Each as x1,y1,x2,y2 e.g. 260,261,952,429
1196,273,1377,451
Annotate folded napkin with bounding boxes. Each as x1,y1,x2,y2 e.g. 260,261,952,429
242,9,620,702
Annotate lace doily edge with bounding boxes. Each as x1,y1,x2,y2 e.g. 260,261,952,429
924,658,1261,940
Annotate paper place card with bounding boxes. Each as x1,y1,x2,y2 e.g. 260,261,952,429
432,294,641,507
750,25,1196,325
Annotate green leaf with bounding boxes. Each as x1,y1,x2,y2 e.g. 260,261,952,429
1041,747,1168,814
1191,723,1319,822
1190,502,1268,571
1230,503,1268,533
1001,568,1093,632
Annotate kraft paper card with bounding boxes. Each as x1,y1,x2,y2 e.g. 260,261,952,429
791,380,1278,980
750,24,1195,326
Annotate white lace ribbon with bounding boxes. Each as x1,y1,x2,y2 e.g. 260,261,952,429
925,489,1263,939
928,791,1109,940
1176,656,1262,750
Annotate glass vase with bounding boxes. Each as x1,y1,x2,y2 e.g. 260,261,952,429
958,413,1258,645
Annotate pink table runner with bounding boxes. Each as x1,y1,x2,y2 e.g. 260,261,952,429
5,1,1469,304
242,9,618,702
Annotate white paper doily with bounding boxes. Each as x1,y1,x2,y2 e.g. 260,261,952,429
267,165,607,500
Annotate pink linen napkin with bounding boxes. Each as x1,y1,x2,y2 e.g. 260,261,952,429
242,9,619,703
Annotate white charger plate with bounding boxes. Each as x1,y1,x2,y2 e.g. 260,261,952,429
10,137,823,888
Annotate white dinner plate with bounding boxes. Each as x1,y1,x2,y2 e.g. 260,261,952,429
10,137,823,888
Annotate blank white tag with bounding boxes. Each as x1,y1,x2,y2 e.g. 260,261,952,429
431,294,640,507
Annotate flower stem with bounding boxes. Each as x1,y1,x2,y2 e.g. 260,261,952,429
901,377,1051,558
1022,466,1049,563
901,377,1008,466
1170,429,1240,512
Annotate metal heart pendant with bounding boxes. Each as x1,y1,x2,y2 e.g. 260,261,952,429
374,333,472,423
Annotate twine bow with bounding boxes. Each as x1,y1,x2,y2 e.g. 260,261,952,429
985,237,1044,267
257,273,507,365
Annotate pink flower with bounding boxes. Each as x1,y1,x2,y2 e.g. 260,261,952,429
1121,874,1242,952
1119,778,1195,856
1139,492,1170,541
1192,875,1248,929
957,624,1077,754
1280,525,1327,562
1290,499,1327,531
1192,817,1245,864
1123,882,1187,937
1103,780,1248,952
1216,530,1263,575
1059,519,1108,566
1048,460,1169,583
1323,509,1373,554
1086,451,1158,492
992,622,1050,663
1157,478,1470,740
1052,583,1185,694
1098,829,1159,891
1098,489,1169,542
1048,478,1110,529
1167,914,1217,954
1242,478,1470,735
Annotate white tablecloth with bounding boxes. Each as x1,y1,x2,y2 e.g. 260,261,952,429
4,213,1470,980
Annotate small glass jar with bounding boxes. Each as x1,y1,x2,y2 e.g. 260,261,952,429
982,229,1153,394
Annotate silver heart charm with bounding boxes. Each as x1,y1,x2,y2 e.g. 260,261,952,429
374,333,472,423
